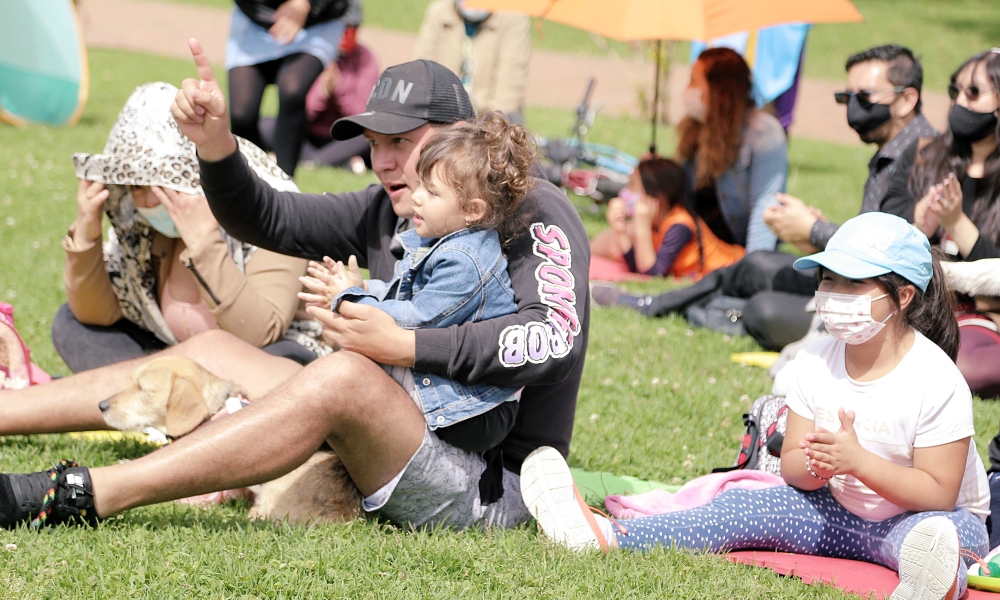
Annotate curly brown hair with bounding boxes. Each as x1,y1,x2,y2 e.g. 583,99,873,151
416,111,537,245
676,48,755,189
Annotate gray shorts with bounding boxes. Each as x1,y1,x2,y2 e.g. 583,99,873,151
362,428,531,530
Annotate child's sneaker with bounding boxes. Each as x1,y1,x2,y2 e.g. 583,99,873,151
520,446,617,552
0,461,99,529
891,516,961,600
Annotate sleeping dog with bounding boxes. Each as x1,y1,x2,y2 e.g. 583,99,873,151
99,356,361,525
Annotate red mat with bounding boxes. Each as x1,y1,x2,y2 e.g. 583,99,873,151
588,255,651,282
725,551,993,598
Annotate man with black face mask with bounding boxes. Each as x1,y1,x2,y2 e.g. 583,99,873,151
765,44,936,253
737,44,939,349
594,45,937,352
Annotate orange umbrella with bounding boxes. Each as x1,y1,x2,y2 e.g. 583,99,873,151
464,0,862,41
466,0,863,152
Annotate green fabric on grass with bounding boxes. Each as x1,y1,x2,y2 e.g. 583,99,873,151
570,467,680,506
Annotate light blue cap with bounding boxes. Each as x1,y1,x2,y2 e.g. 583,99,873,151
793,212,932,291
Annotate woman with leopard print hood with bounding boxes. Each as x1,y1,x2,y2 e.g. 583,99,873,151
55,82,327,371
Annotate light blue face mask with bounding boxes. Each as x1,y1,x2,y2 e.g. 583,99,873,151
455,0,491,22
135,203,181,238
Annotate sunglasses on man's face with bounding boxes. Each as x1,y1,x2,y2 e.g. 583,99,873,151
948,83,988,102
834,87,907,106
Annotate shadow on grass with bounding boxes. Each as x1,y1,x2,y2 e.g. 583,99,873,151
938,16,1000,41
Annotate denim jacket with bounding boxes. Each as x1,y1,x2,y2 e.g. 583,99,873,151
697,109,788,253
333,227,520,429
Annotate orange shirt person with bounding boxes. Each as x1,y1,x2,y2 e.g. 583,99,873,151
594,157,745,279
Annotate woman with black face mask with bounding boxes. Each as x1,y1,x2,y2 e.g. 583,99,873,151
910,49,1000,400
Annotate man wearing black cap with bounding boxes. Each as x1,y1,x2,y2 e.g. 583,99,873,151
0,39,589,531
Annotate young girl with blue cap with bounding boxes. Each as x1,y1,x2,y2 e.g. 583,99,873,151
520,212,990,600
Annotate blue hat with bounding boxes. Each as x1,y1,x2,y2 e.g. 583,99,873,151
793,212,932,291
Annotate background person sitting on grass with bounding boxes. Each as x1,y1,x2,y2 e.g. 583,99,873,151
522,212,989,600
590,156,745,279
678,47,788,254
911,49,1000,400
0,52,589,534
58,82,318,373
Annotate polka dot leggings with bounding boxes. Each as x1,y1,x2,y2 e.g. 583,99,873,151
614,485,988,596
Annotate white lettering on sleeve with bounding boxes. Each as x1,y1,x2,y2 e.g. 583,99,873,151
498,222,580,367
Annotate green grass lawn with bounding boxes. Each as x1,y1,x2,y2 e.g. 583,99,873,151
807,0,1000,92
2,47,1000,598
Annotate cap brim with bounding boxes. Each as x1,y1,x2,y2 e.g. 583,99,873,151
793,249,892,279
331,111,430,141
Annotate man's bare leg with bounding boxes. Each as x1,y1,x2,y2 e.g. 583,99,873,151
0,330,301,435
89,351,424,517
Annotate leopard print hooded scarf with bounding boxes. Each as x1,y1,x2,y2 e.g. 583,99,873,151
72,82,301,346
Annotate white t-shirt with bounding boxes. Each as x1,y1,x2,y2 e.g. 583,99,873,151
784,330,990,522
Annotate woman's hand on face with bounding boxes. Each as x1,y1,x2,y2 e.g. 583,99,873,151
800,409,868,478
606,198,627,234
151,187,219,251
74,179,109,242
269,0,311,44
929,173,964,228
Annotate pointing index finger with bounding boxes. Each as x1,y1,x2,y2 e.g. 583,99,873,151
188,38,217,84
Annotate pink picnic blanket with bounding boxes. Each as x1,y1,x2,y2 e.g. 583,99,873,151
605,470,785,519
588,255,651,282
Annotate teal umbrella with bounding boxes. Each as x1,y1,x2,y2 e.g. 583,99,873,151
0,0,89,126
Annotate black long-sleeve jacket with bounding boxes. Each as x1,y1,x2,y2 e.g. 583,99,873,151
199,150,590,472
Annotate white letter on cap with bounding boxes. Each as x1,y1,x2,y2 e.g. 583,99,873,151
391,80,414,104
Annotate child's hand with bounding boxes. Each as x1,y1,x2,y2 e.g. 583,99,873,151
800,409,868,478
297,258,341,308
297,255,368,309
333,255,366,290
327,269,357,298
606,198,627,234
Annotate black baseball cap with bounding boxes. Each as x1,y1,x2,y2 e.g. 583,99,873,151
331,60,477,140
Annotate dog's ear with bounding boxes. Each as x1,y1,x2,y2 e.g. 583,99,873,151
165,376,211,437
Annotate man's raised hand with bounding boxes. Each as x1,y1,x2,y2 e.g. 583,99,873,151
170,38,237,161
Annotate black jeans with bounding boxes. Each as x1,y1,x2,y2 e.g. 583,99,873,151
646,251,817,350
51,303,317,373
259,117,372,169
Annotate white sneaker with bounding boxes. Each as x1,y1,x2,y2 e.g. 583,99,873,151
520,446,609,552
890,516,961,600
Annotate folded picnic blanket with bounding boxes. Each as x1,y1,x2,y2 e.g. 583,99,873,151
605,470,785,519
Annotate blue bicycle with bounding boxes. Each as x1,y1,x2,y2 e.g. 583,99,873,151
539,79,638,204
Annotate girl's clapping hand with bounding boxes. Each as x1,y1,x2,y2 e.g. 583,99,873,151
800,408,869,478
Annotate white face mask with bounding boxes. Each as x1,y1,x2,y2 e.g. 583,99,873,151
815,291,895,345
683,87,707,122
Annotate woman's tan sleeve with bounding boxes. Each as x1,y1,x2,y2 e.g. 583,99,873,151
182,234,307,348
62,227,124,326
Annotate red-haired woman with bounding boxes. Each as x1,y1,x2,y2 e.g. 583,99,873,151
679,47,788,254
